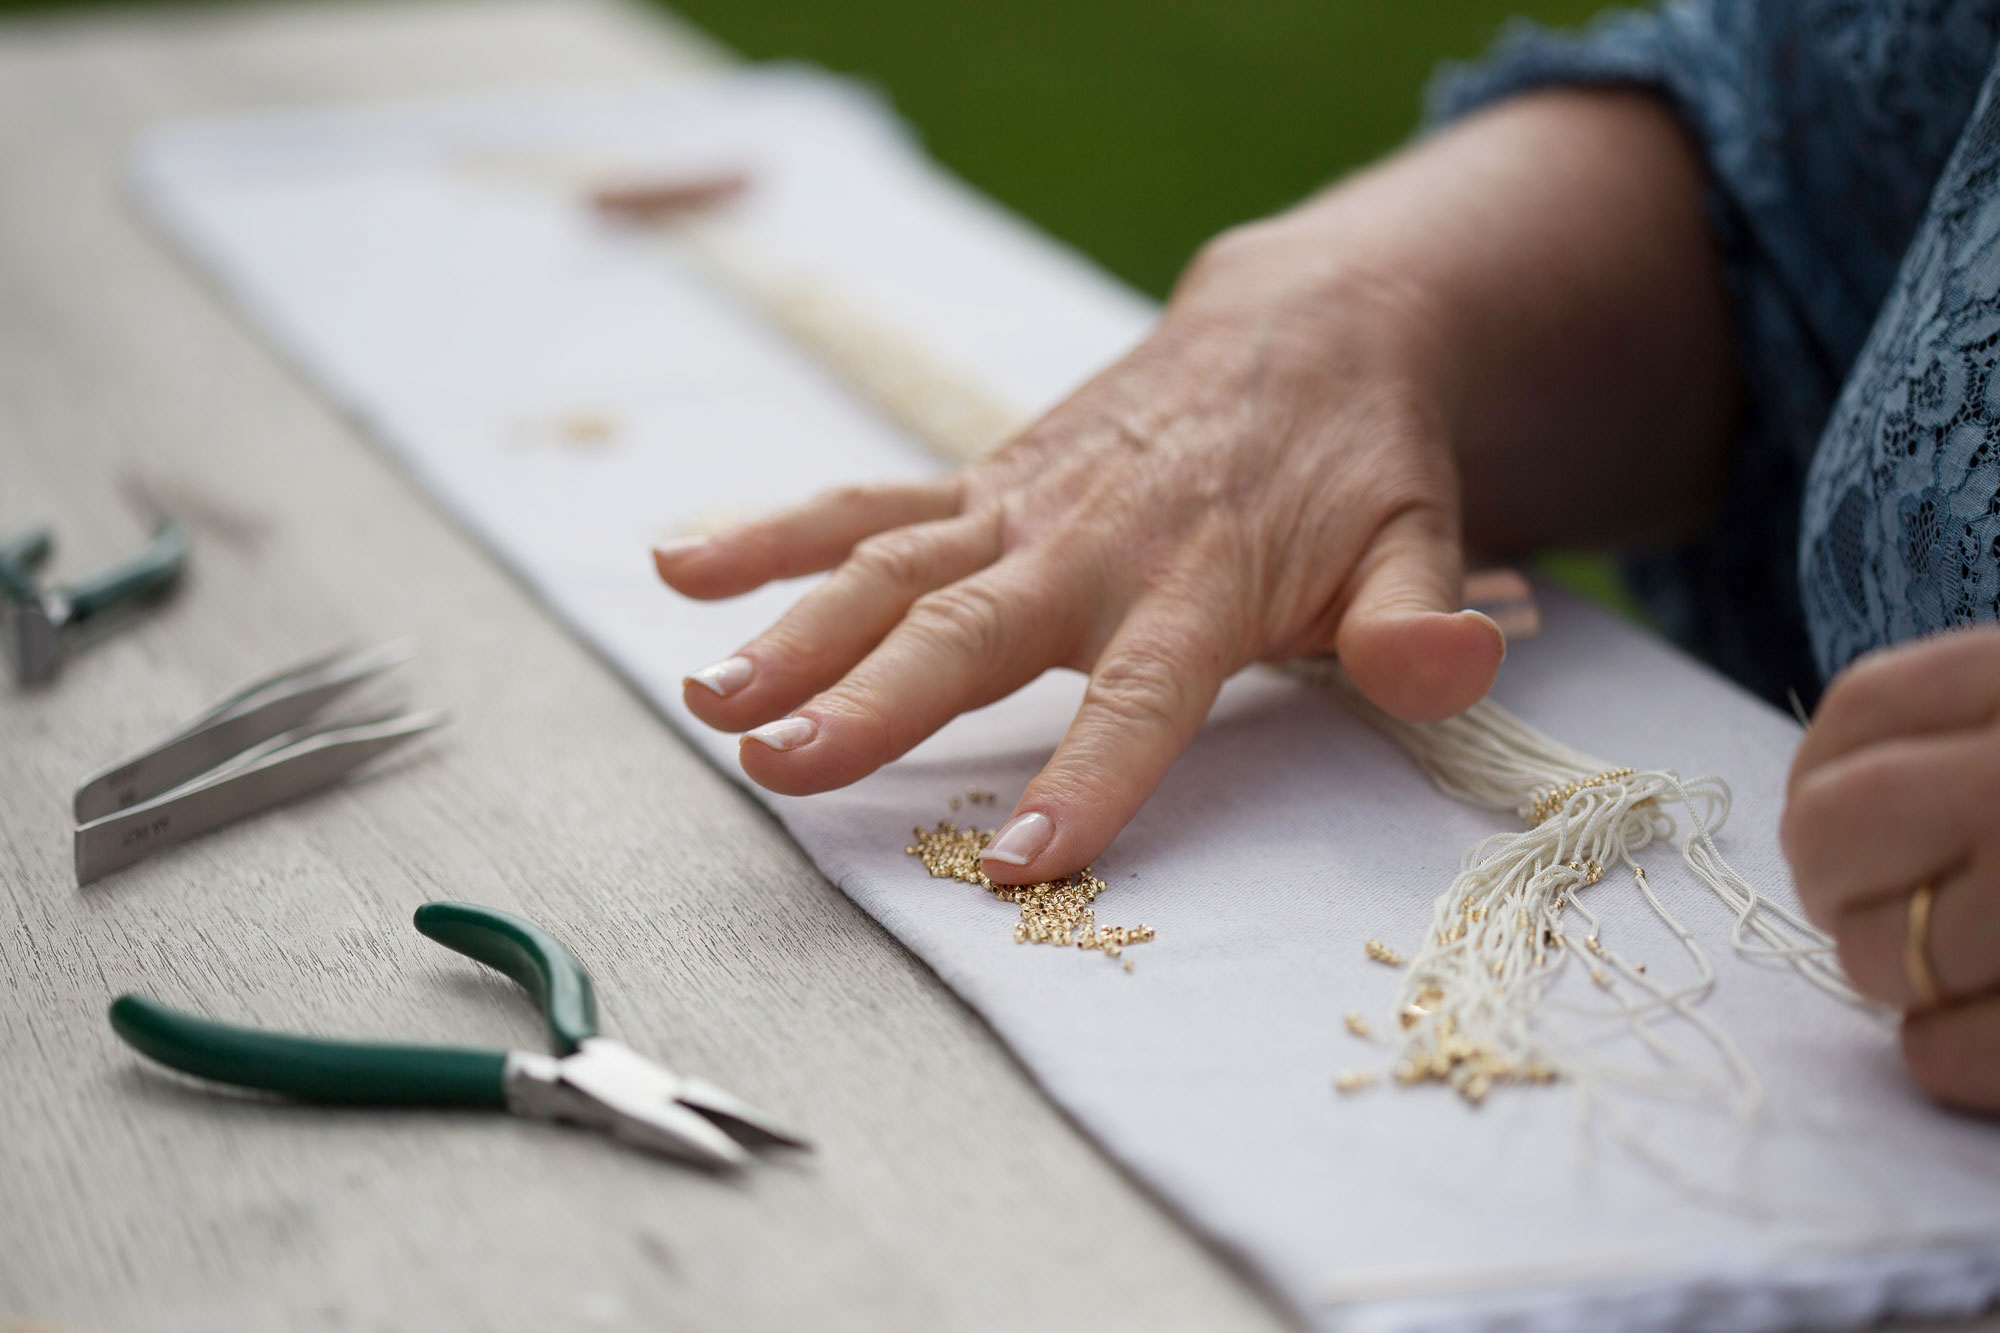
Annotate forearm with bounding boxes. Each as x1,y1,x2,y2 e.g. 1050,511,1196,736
1196,88,1736,559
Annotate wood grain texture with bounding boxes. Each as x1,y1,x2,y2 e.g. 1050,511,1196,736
0,4,1289,1329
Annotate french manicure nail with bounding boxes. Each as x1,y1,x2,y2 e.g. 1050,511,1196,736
744,715,817,752
981,811,1054,867
687,655,754,697
1457,607,1512,659
653,536,709,562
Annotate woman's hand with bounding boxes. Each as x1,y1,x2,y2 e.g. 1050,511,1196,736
653,89,1735,886
1783,624,2000,1111
657,225,1506,883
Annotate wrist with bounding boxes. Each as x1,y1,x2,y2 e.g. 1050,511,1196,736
1171,211,1465,430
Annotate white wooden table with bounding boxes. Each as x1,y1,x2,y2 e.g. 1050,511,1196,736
0,3,1290,1328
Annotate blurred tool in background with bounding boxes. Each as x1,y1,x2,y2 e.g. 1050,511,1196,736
0,520,187,686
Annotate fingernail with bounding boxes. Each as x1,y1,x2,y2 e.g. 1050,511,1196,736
980,811,1054,867
744,715,816,752
1457,608,1511,660
653,536,708,564
687,655,754,697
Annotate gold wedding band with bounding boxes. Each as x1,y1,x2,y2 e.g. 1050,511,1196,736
1903,881,1949,1010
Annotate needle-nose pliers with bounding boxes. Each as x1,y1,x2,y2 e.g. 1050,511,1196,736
109,901,808,1169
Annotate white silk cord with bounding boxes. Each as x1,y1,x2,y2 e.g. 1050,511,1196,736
1289,657,1861,1115
673,218,1025,465
672,214,1861,1115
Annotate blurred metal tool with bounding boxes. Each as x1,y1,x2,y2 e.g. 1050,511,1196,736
73,640,446,884
0,520,187,686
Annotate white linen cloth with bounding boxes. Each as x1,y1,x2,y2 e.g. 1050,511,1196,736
131,69,2000,1330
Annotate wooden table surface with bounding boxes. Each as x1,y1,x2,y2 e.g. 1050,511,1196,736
0,3,1290,1329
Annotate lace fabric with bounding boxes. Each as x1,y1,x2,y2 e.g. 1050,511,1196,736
1428,0,2000,704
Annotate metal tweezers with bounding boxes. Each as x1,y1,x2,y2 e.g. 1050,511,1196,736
74,641,446,884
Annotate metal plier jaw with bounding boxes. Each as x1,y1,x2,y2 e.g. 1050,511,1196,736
0,521,187,686
506,1038,805,1169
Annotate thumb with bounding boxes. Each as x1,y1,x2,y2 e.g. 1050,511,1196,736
1333,504,1505,722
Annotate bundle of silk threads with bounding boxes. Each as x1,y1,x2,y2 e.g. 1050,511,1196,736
1292,658,1861,1115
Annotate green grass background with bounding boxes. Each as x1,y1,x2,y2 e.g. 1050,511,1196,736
664,0,1608,298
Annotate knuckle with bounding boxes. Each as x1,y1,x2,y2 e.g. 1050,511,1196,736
822,483,876,514
845,532,941,590
904,582,1012,660
1086,646,1193,735
812,687,901,769
726,519,786,565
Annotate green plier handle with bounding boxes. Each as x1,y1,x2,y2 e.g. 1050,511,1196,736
108,902,599,1107
0,521,187,618
0,530,52,605
62,520,188,626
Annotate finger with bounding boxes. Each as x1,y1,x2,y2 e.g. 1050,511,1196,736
1789,625,2000,796
1902,997,2000,1112
1833,863,2000,1009
683,512,1003,730
978,593,1237,885
655,478,962,599
1780,731,1994,923
1334,505,1506,723
736,553,1089,796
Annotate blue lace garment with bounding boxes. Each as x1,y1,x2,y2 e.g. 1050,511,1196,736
1429,1,2000,708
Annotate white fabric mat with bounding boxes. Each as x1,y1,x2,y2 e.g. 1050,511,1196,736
131,69,2000,1331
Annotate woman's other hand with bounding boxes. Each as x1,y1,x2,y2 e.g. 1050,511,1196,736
1783,624,2000,1111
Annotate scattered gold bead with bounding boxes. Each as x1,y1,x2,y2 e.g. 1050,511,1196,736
1334,1070,1378,1094
1365,940,1405,967
1344,1012,1372,1039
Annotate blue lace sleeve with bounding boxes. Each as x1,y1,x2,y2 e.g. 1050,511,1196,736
1423,2,2000,706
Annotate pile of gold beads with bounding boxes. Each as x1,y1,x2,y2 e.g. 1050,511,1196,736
905,795,1154,969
